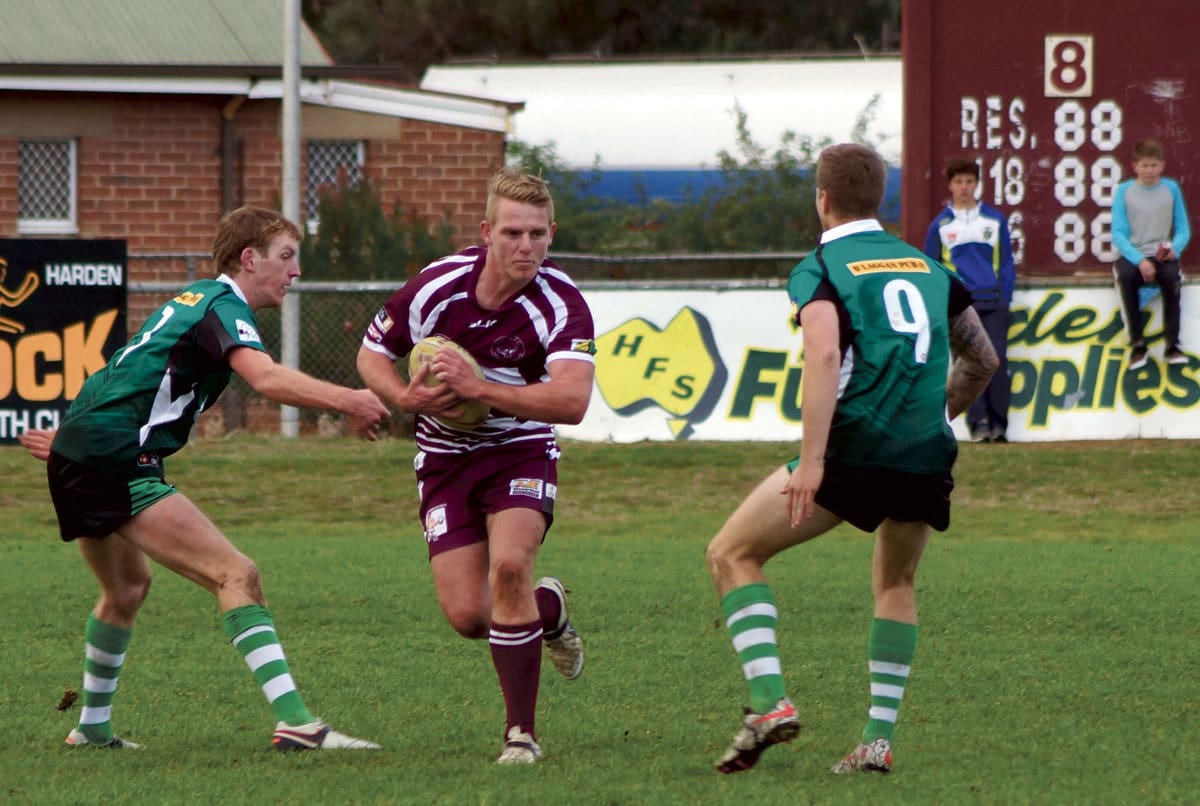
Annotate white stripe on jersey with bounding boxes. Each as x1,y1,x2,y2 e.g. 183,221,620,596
517,293,551,343
409,263,473,341
416,418,550,454
547,349,595,366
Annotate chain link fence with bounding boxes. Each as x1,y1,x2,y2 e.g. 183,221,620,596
129,251,802,437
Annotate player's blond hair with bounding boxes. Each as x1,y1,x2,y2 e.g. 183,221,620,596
485,168,555,224
211,207,302,277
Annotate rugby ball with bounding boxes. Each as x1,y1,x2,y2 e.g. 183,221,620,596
408,335,490,429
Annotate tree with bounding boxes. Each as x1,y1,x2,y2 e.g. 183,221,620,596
302,0,901,82
300,178,455,280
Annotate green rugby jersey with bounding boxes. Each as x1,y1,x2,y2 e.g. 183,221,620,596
788,220,972,474
53,276,266,468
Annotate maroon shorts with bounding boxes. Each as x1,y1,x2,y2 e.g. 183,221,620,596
414,439,558,558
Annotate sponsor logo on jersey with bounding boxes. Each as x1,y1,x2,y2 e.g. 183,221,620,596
374,308,394,334
491,335,525,361
424,504,447,543
571,338,597,355
545,482,558,500
846,258,931,276
510,478,544,499
235,319,261,343
469,318,497,329
173,291,205,306
136,452,160,467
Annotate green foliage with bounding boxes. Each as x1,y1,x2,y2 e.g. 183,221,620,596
302,1,902,82
505,140,632,254
640,105,826,252
281,180,455,398
300,179,456,281
507,99,886,255
3,438,1200,803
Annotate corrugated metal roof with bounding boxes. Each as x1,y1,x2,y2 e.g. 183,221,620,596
0,0,331,67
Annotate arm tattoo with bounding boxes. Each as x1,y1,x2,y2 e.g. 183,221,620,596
946,308,1000,420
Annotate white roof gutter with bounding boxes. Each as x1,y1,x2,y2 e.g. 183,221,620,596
0,74,513,133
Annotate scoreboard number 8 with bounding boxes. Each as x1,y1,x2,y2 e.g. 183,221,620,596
1044,35,1093,98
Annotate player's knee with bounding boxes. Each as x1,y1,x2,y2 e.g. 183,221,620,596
217,556,263,602
490,557,532,595
444,608,489,639
705,536,741,584
106,575,151,619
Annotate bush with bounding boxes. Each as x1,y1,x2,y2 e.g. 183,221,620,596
506,97,886,257
300,178,456,280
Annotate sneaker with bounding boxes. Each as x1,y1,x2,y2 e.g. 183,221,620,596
496,725,542,764
715,697,800,774
1165,349,1188,365
536,577,583,680
990,429,1008,443
271,719,381,751
65,728,142,749
970,426,992,443
65,729,141,748
831,736,892,774
1129,345,1149,370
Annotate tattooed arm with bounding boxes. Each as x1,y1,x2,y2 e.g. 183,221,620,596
946,306,1000,420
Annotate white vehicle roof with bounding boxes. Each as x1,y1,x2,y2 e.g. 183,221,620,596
421,57,902,169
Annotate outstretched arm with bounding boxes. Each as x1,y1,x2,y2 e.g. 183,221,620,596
946,305,1000,420
229,347,389,439
18,428,55,462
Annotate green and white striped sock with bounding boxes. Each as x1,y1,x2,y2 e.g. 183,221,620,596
863,618,918,743
720,583,787,714
222,604,314,726
77,614,132,743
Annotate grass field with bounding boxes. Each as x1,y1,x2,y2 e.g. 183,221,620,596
2,436,1198,805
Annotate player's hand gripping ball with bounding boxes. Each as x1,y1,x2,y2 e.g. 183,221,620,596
408,335,490,429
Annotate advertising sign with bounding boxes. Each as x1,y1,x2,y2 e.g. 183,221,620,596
0,239,127,444
560,286,1200,443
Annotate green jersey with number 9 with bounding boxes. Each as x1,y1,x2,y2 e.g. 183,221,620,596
788,221,973,474
52,276,267,469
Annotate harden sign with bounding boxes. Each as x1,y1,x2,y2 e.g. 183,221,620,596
0,239,127,443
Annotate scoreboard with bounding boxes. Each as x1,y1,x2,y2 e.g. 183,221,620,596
902,0,1198,274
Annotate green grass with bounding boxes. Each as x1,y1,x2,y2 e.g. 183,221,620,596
3,437,1199,804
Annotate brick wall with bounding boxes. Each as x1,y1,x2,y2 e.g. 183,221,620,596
0,90,506,330
371,119,505,249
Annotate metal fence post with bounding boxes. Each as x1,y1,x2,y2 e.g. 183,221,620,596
278,0,301,438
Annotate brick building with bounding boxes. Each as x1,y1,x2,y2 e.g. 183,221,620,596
0,1,517,327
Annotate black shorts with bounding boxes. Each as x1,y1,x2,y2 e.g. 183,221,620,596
804,460,954,533
47,452,176,541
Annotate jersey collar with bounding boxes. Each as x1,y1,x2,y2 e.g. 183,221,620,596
216,273,250,304
820,218,883,244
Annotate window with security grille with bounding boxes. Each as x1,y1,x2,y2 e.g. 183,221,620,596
18,139,78,234
306,140,364,231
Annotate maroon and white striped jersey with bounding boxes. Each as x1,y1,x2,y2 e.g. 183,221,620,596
361,246,596,454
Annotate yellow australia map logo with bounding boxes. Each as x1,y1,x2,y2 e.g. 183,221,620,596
594,307,727,439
